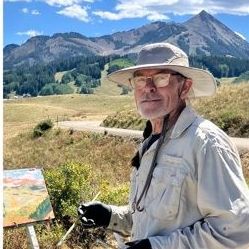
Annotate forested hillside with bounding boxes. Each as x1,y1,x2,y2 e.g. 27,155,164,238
3,54,249,98
3,55,112,98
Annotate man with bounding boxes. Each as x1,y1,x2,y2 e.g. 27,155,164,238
78,43,249,249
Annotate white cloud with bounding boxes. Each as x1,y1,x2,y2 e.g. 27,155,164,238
57,4,90,22
21,8,29,13
147,12,169,21
21,8,40,15
93,0,249,21
44,0,81,7
235,31,246,40
31,9,41,15
43,0,95,7
16,30,43,37
94,3,169,21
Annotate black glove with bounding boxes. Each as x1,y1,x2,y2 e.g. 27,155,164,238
125,239,152,249
77,201,111,228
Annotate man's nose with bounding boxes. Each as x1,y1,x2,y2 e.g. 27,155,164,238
144,77,156,92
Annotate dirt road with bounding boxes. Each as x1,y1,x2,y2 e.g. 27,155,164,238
58,120,249,153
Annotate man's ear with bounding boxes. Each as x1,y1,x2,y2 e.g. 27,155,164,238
180,79,193,99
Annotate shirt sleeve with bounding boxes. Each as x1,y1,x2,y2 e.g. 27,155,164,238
107,205,132,236
149,136,249,249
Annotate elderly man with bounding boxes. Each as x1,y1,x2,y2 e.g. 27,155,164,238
78,43,249,249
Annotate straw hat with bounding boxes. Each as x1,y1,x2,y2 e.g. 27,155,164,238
107,43,217,98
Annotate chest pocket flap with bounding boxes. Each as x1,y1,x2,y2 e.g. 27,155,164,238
145,154,189,220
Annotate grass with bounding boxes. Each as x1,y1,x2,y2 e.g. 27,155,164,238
3,75,249,248
103,83,249,137
109,58,134,68
4,129,136,182
3,94,135,141
94,64,133,96
3,128,137,248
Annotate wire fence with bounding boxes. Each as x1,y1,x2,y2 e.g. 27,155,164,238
41,115,70,127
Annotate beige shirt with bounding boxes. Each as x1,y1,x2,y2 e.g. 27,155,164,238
108,106,249,249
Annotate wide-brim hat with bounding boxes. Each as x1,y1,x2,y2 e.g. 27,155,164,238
107,43,217,98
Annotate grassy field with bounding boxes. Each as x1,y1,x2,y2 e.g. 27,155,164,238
3,72,136,248
3,75,249,248
4,93,135,140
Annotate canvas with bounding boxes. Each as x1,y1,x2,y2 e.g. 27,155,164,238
3,168,55,227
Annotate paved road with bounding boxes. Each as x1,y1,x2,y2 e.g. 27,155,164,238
58,120,249,153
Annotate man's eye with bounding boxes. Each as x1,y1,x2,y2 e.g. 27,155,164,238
154,74,170,81
135,77,146,82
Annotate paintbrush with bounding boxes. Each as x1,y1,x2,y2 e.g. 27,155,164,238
56,191,101,247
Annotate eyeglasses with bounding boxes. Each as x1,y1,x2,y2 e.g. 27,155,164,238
130,72,181,89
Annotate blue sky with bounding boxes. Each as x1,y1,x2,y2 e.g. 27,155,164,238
3,0,249,47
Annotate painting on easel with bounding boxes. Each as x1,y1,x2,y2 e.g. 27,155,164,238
3,168,55,227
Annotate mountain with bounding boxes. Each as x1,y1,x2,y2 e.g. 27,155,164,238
4,10,249,68
181,10,249,57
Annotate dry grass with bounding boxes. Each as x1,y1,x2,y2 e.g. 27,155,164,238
4,129,137,183
103,83,249,137
3,78,249,248
3,128,137,248
191,83,249,120
3,94,135,143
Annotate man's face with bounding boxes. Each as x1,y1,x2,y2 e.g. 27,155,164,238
133,69,190,119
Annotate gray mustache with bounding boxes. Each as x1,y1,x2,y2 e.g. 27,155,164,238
140,94,161,102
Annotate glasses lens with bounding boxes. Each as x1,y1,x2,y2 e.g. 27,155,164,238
153,73,171,87
133,76,147,88
132,73,174,88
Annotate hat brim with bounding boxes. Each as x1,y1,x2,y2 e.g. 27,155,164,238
107,63,217,98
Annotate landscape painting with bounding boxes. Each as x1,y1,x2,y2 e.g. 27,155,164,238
3,168,55,227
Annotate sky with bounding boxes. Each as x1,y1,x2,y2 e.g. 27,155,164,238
3,0,249,47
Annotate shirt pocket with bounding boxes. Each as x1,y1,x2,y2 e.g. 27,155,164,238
145,155,188,220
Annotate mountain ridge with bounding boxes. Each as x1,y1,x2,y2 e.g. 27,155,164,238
4,10,249,68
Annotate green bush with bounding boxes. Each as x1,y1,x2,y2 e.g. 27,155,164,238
43,161,129,248
80,85,94,94
44,161,94,220
99,181,129,205
33,119,53,138
101,109,146,131
39,83,74,96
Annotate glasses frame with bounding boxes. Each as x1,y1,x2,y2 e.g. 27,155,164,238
129,72,184,89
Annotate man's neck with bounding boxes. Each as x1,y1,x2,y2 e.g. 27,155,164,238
150,104,186,134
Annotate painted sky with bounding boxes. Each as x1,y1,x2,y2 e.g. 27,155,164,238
4,168,45,187
3,0,249,46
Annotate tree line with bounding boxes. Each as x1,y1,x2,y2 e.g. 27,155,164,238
3,54,249,98
189,55,249,78
3,55,112,98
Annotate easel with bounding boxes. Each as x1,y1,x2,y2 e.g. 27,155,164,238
26,224,40,249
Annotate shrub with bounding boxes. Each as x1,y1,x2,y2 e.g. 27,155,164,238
33,119,53,138
43,161,129,248
99,181,129,205
44,161,94,220
39,83,74,96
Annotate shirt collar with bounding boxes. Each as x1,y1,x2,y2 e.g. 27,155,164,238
169,106,198,139
140,106,198,155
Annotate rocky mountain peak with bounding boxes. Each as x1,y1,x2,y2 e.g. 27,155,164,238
4,11,249,68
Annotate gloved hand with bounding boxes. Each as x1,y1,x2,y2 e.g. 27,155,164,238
125,239,152,249
77,201,111,228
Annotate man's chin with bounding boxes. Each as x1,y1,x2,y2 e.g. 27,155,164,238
138,109,168,120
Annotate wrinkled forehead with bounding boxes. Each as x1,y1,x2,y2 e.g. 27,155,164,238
133,68,179,77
